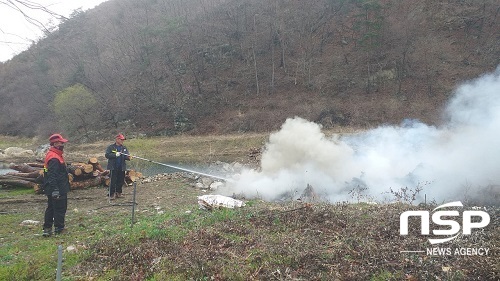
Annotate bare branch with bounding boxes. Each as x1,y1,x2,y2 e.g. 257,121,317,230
0,0,68,33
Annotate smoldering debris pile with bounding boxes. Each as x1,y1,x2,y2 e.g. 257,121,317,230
218,67,500,205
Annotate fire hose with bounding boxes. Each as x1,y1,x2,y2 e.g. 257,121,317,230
116,151,230,181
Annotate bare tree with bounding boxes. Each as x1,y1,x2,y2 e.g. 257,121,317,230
0,0,67,32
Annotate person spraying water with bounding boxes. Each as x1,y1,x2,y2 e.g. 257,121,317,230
105,134,131,200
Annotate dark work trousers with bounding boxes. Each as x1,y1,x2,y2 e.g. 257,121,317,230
109,169,126,196
43,194,68,231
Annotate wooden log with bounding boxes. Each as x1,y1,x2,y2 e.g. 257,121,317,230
85,169,109,177
34,184,43,194
125,170,142,184
0,178,39,190
128,170,143,178
70,176,103,190
9,163,39,173
91,169,109,177
124,170,144,185
67,165,83,176
88,157,105,172
4,171,44,184
82,163,94,174
70,163,94,174
0,174,39,183
73,172,98,181
128,176,137,184
6,170,41,178
26,162,45,168
103,176,110,187
100,170,110,177
34,173,44,183
67,164,93,176
71,163,94,174
88,157,98,164
91,162,105,172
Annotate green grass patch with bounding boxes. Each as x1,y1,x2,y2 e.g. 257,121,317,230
371,269,403,281
0,187,34,198
0,135,37,150
127,134,268,163
0,217,69,280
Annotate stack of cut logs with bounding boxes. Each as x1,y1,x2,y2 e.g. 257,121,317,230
0,157,142,194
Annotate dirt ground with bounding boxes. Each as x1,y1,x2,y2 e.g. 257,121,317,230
0,174,203,226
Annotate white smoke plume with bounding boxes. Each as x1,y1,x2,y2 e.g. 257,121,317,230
223,67,500,204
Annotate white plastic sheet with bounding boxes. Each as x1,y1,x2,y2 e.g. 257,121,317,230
197,195,245,210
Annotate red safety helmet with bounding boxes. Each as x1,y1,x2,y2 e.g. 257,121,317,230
49,133,68,143
116,133,126,140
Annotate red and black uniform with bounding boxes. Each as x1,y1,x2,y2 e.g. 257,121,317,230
43,146,70,233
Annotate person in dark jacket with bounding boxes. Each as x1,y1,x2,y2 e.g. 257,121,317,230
43,133,71,236
105,134,131,200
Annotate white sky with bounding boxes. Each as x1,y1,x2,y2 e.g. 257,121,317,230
0,0,109,62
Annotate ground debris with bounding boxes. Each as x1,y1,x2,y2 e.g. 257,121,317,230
73,202,499,280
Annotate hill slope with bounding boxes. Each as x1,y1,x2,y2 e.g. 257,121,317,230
0,0,499,138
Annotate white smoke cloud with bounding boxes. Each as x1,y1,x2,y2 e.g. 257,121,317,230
222,67,500,204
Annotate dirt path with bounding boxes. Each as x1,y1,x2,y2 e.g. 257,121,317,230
0,175,204,223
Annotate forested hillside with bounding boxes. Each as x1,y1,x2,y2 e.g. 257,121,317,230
0,0,498,139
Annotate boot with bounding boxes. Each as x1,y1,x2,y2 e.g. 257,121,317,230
116,193,123,198
55,228,66,235
42,228,52,237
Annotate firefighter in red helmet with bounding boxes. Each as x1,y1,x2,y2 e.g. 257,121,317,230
42,133,70,236
105,133,131,200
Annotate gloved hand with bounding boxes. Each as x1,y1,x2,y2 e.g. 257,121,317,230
115,151,121,157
